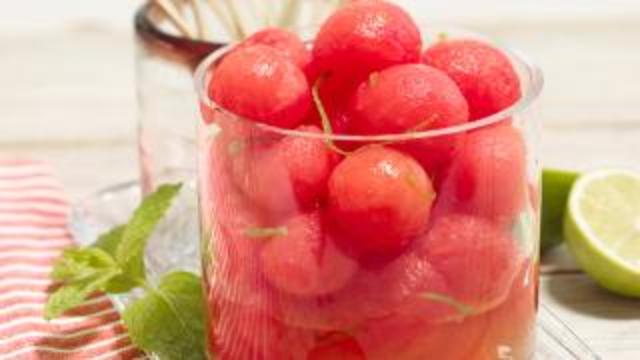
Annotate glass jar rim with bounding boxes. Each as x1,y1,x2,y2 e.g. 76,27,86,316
194,25,544,142
135,3,223,69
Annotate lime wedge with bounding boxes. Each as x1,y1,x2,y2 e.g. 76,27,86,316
564,169,640,297
541,168,579,253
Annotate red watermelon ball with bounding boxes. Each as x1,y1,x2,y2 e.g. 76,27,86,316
327,146,435,262
273,248,450,331
423,214,519,307
231,125,339,217
348,64,469,135
347,64,469,179
443,123,527,223
208,44,311,128
312,0,421,76
241,27,311,71
422,39,522,121
260,213,358,297
210,300,314,359
308,332,366,360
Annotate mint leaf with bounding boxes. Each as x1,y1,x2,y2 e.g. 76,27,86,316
45,268,119,320
123,271,205,360
92,225,140,293
103,272,141,294
51,248,118,282
46,247,120,319
93,225,126,256
116,183,182,281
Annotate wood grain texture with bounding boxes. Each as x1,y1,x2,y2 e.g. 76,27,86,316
541,274,640,359
1,8,640,358
0,28,135,144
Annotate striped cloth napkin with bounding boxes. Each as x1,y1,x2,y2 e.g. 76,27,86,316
0,160,142,359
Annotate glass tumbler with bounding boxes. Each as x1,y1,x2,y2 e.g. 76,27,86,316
195,27,543,360
135,3,221,193
134,3,221,275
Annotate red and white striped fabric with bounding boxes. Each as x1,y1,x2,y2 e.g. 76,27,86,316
0,160,142,360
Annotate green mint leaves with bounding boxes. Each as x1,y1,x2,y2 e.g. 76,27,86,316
45,183,206,360
46,183,182,318
46,247,121,319
116,184,182,280
124,272,206,360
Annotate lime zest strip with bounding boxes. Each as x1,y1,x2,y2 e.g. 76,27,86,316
245,226,288,239
420,292,477,317
312,76,351,156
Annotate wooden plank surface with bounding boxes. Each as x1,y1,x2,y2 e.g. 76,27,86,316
1,7,640,359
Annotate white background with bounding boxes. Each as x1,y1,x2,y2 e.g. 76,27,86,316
2,0,640,30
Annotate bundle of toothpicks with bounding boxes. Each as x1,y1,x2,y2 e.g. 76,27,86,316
150,0,350,41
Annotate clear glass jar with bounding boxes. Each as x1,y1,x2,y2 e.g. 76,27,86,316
134,3,221,274
135,3,222,193
195,27,543,360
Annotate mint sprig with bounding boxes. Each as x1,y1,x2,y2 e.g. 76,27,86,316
124,271,205,360
45,183,206,359
46,247,121,318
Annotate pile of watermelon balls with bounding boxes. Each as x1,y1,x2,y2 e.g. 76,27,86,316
205,0,528,299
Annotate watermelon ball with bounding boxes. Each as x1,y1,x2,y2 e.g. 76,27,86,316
423,214,519,308
260,213,358,296
209,44,311,128
312,0,421,76
472,260,537,360
232,125,339,217
241,27,311,71
348,64,469,180
308,332,366,360
443,123,527,222
327,146,435,262
337,251,451,324
210,300,315,359
355,312,487,360
274,249,450,331
422,39,522,120
205,170,273,307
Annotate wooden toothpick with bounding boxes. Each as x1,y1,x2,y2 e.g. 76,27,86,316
206,0,241,40
152,0,196,39
189,0,208,39
280,0,301,28
222,0,247,39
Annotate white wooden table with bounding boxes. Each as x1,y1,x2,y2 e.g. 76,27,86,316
1,2,640,359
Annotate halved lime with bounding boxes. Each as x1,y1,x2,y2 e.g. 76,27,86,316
541,168,579,253
564,169,640,297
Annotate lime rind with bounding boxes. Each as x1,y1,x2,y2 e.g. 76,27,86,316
541,168,579,253
564,169,640,298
